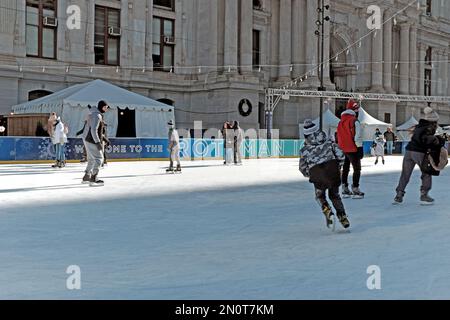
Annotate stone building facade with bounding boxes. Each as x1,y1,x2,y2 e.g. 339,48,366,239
0,0,449,138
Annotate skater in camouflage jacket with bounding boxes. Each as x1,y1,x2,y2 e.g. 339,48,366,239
299,119,350,229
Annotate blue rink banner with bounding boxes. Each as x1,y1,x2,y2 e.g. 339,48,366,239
0,137,410,162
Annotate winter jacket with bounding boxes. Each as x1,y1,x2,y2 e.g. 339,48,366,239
373,135,385,157
168,128,180,150
224,129,234,148
337,109,362,153
235,128,243,145
82,109,103,144
406,119,441,154
53,121,68,144
384,131,396,142
299,131,345,189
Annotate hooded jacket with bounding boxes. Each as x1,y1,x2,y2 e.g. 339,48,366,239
337,109,362,153
299,131,345,189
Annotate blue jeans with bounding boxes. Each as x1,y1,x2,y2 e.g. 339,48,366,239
55,143,66,162
386,141,394,155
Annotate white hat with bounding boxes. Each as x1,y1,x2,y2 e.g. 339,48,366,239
423,107,439,122
303,119,319,136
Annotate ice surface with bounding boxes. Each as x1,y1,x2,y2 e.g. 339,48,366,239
0,156,449,299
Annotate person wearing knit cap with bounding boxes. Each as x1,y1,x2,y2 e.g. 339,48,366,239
394,106,445,205
336,99,365,199
299,119,350,230
81,100,110,186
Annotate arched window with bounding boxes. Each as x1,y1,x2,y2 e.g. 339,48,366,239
253,0,262,10
157,98,174,106
28,89,53,101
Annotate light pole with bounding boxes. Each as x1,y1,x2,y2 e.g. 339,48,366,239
315,0,330,131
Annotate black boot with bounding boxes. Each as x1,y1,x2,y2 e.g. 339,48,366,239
52,160,60,168
89,174,104,187
82,173,91,184
176,164,182,172
337,212,350,229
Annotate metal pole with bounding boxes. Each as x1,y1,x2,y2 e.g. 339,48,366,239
319,0,325,131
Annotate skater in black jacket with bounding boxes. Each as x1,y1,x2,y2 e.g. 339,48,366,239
394,107,446,205
299,120,350,229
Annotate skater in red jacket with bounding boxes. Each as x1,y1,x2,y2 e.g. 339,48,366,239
336,99,365,199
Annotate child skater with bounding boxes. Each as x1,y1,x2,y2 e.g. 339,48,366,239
299,119,350,229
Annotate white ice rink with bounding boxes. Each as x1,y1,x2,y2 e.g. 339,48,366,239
1,156,449,299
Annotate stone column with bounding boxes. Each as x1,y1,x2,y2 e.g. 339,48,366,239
441,49,449,96
371,7,384,92
322,0,332,86
418,43,427,96
240,0,253,73
304,0,319,86
383,10,393,93
279,0,292,80
409,24,418,94
399,22,410,95
292,0,304,78
145,0,153,69
224,0,238,72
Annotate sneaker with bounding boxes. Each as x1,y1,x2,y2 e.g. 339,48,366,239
342,185,352,198
82,173,91,184
351,186,365,199
393,191,404,205
420,192,434,205
337,213,350,229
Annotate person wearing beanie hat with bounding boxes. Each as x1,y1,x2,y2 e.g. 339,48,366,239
166,120,181,173
303,119,319,137
394,106,445,205
299,122,350,230
336,99,364,199
80,100,109,186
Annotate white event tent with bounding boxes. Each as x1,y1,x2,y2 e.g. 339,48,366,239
11,79,174,138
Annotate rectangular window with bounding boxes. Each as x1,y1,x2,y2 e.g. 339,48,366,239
424,69,432,96
425,47,432,66
426,0,432,15
384,113,391,124
26,0,57,59
152,17,174,72
95,6,120,66
154,0,175,10
252,30,261,70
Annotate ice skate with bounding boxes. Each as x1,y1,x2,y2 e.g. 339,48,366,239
51,160,60,168
342,185,352,199
351,186,365,199
420,192,434,206
337,213,350,229
82,173,91,184
175,164,182,173
393,191,404,205
322,205,335,230
166,166,175,174
374,159,378,165
89,174,104,187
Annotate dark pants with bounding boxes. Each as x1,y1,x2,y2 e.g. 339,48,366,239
342,152,362,188
314,186,346,218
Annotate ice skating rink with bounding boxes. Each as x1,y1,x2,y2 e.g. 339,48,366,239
1,156,449,299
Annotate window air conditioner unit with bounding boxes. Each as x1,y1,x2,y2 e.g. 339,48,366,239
108,26,122,36
163,36,175,45
43,16,58,27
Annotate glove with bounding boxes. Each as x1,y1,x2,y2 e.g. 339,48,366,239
95,142,103,151
357,147,364,160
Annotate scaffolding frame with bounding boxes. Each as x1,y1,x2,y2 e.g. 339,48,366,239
264,88,450,137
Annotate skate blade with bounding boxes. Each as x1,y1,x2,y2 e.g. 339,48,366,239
89,183,104,187
351,195,364,199
342,194,351,199
420,201,434,206
392,201,403,205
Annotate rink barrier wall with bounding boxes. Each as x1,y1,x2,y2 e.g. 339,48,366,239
0,137,412,163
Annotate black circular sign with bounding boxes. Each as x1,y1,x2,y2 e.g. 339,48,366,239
238,99,252,117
